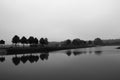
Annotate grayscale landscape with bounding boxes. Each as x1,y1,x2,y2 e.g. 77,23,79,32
0,0,120,80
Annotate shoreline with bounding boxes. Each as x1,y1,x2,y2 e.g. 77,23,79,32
5,45,94,55
0,45,119,55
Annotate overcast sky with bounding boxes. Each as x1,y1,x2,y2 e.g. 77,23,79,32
0,0,120,44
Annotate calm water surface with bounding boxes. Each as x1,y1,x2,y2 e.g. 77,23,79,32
0,46,120,80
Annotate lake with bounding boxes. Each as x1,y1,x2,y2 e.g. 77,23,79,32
0,46,120,80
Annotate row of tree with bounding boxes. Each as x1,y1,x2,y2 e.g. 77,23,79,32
12,53,49,65
63,38,86,46
0,35,103,47
63,38,103,46
12,35,48,46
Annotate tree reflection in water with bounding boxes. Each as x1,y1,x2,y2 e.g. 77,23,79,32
94,51,102,55
12,53,49,66
40,53,49,61
28,55,35,63
65,50,86,56
0,56,5,62
9,49,103,66
73,51,84,56
21,55,28,64
94,46,103,55
12,56,21,66
66,51,72,56
65,49,102,56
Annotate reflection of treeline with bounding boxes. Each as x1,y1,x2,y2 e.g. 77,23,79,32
66,50,87,56
94,51,102,55
12,53,49,66
66,50,102,56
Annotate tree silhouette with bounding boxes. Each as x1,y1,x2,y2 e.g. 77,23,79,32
39,38,48,46
72,38,86,46
44,38,48,45
34,37,38,44
12,35,20,46
72,38,81,46
88,40,93,45
40,38,45,46
80,40,87,46
65,39,71,45
0,40,5,45
94,38,103,46
20,36,27,47
28,36,34,46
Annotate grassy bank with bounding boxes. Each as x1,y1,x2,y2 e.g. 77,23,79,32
6,45,94,55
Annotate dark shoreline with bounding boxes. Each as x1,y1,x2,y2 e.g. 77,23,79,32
5,46,94,55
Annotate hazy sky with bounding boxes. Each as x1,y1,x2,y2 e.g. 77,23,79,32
0,0,120,44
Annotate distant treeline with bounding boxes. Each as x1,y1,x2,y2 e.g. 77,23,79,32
102,39,120,46
1,35,120,47
10,35,104,47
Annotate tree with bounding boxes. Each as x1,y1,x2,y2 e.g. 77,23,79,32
72,38,86,46
20,36,27,47
28,36,34,45
88,40,92,44
39,38,45,46
65,39,71,45
34,38,38,44
12,35,20,46
0,40,5,45
94,38,103,46
87,40,93,46
39,38,49,46
44,38,48,45
72,38,81,46
80,40,87,46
